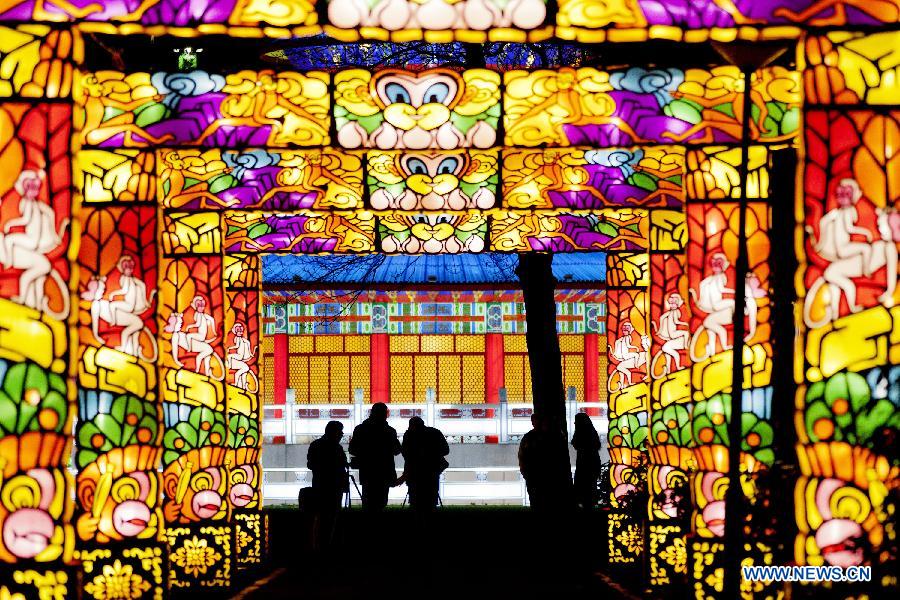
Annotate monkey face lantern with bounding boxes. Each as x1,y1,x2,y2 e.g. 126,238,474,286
335,68,500,150
367,150,498,210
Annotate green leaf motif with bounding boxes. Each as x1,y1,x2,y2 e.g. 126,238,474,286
228,413,259,448
209,174,239,194
0,359,68,437
75,392,160,468
650,404,692,447
596,222,619,238
133,102,171,128
664,99,702,125
163,404,227,466
629,172,658,192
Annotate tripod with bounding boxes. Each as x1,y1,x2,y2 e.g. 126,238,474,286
345,473,362,508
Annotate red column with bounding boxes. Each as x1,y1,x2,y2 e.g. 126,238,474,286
273,333,288,406
272,333,289,443
371,333,390,403
584,333,600,416
485,333,504,403
485,333,504,443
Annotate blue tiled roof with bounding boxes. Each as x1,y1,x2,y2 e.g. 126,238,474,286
263,253,606,286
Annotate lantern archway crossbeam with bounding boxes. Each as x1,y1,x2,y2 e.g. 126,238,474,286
74,59,799,256
5,0,886,43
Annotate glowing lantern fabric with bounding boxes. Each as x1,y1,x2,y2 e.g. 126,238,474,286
794,32,899,586
0,2,897,599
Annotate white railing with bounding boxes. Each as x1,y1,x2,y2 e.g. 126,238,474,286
263,467,544,506
262,388,608,444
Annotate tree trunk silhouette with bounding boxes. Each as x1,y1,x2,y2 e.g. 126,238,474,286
516,253,570,442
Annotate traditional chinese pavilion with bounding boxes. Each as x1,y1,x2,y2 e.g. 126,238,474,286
261,253,607,407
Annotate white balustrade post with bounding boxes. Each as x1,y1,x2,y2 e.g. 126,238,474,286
425,386,436,427
498,387,508,444
285,388,294,444
566,385,577,438
354,389,364,428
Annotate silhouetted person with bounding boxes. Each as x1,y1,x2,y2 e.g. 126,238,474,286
306,421,348,551
349,402,400,510
401,416,449,511
572,413,602,510
518,412,573,511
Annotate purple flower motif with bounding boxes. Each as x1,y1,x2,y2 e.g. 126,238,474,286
563,88,695,146
216,163,318,211
226,214,340,253
526,215,644,252
142,0,238,25
637,0,885,27
0,0,144,20
637,0,737,27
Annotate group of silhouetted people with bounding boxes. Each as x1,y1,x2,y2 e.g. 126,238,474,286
307,403,451,513
305,403,451,549
305,402,601,550
518,411,602,511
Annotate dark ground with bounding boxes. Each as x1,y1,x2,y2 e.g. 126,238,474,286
232,506,641,600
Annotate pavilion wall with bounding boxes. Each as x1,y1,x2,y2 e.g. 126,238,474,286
261,291,607,412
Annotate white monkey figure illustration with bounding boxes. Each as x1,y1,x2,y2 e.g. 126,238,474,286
689,253,766,361
2,170,66,257
0,170,69,318
183,295,217,376
226,322,256,390
690,253,735,360
608,321,649,391
813,179,873,277
653,292,690,374
103,255,156,357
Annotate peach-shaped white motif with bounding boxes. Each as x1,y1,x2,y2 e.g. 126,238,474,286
381,236,400,253
436,122,465,149
463,0,501,30
613,482,636,501
405,237,421,253
439,189,464,210
509,0,546,29
191,489,223,520
230,483,255,508
465,235,485,252
376,0,413,30
702,500,726,537
423,238,444,253
403,127,435,150
338,122,368,149
466,120,496,148
416,0,458,30
328,0,367,28
3,508,55,559
472,188,496,210
816,519,865,568
370,188,396,210
369,124,397,149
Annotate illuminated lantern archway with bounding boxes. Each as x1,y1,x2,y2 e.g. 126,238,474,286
0,3,897,598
